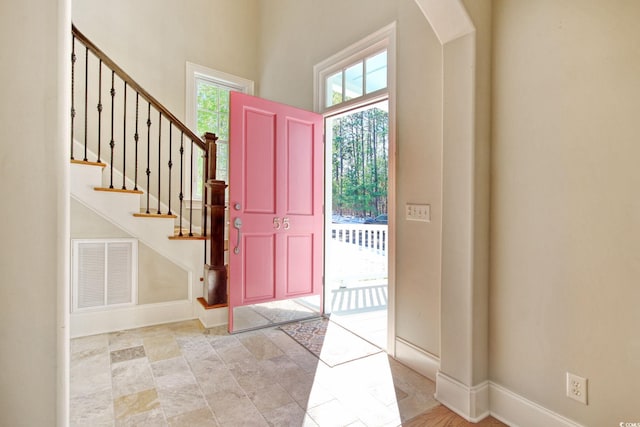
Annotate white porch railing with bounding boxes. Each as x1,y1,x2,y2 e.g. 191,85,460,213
327,224,388,313
330,224,388,255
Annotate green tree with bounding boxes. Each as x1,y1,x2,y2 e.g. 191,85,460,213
332,106,388,219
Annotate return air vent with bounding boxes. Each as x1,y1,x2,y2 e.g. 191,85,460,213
72,239,138,312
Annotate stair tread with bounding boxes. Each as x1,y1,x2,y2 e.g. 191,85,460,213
197,297,228,310
71,159,106,168
95,187,144,194
169,233,206,240
134,212,178,219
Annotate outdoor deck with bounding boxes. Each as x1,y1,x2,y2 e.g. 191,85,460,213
327,224,388,348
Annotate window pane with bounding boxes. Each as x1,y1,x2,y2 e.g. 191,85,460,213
219,90,230,113
219,112,229,140
197,81,219,112
365,51,387,94
216,142,229,181
326,71,343,107
194,78,233,199
196,80,230,138
344,62,363,101
197,110,217,135
194,155,204,199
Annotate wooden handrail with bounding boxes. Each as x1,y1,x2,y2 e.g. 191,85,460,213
71,24,204,151
71,25,227,303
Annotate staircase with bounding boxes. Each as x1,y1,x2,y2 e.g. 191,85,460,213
69,25,227,337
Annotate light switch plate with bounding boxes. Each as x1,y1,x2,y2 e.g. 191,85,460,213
406,204,430,222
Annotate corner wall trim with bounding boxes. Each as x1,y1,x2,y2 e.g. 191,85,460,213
489,382,585,427
395,337,440,381
435,372,489,422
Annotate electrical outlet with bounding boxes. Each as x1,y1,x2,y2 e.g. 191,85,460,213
406,204,430,222
566,372,588,405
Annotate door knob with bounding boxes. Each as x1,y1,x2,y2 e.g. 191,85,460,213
233,217,242,254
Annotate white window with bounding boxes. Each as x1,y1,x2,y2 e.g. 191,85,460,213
324,50,387,108
186,63,254,201
314,23,394,114
72,239,138,312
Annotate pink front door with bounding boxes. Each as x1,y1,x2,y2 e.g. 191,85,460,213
228,92,324,331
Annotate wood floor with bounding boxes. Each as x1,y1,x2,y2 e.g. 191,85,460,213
405,404,508,426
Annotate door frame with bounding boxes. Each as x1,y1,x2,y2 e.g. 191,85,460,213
314,23,397,355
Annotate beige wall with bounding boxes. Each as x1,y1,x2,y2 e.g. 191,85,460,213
71,0,261,224
257,0,397,110
491,0,640,423
72,0,260,122
138,244,189,304
0,0,70,424
394,0,443,358
258,0,444,357
71,199,189,303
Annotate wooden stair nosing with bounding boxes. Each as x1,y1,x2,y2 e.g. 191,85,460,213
71,159,107,168
197,297,228,310
133,212,177,219
94,187,144,195
168,234,206,241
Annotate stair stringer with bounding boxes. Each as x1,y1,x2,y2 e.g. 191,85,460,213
69,162,227,336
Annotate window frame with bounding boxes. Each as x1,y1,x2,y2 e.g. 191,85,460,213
314,22,397,353
185,62,254,203
314,23,394,115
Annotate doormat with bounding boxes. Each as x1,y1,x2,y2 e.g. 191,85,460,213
280,317,382,367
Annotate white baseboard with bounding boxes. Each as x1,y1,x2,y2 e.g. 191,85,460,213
435,372,490,422
489,382,584,427
394,337,440,381
70,300,194,338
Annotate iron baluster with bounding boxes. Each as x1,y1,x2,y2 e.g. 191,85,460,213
189,140,194,236
70,35,76,160
146,102,151,214
167,122,173,215
109,70,115,188
70,25,214,239
157,111,162,214
83,46,88,161
97,60,102,163
70,25,207,166
122,81,127,189
179,132,184,236
133,93,139,190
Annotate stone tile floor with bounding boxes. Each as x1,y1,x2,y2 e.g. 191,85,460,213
70,319,441,426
